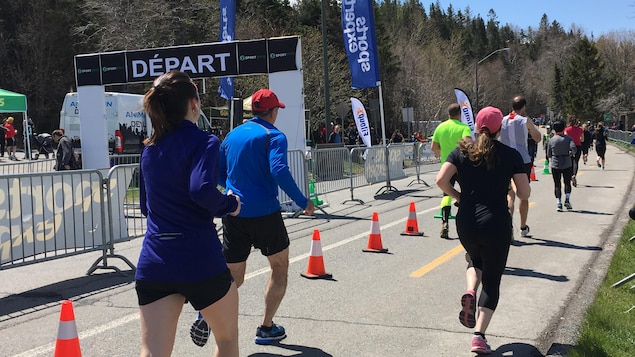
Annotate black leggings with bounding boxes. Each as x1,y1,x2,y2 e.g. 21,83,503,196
572,146,582,176
457,208,511,311
551,167,573,199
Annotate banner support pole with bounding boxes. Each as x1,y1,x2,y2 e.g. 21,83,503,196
375,82,398,195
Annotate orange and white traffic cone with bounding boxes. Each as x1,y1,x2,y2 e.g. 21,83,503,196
530,165,537,181
363,212,389,253
301,229,333,279
54,300,82,357
401,202,424,236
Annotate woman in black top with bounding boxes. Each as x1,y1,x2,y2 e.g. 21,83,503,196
436,106,530,354
593,122,608,169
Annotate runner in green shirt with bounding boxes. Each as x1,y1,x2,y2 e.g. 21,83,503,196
432,103,473,238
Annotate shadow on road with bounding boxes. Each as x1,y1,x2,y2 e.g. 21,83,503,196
504,266,569,282
248,342,334,356
491,341,545,356
513,237,602,251
0,271,134,320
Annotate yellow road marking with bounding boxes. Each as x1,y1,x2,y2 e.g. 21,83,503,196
410,244,465,278
411,201,538,278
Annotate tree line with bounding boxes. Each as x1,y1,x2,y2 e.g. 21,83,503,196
1,0,632,141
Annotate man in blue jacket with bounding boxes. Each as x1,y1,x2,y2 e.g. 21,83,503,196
220,89,314,344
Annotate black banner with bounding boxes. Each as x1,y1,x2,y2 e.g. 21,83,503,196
126,42,238,83
101,52,127,85
74,36,299,86
267,37,299,73
75,55,102,86
237,40,269,75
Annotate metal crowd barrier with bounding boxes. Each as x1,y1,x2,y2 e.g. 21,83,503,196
0,170,107,271
1,142,438,274
0,158,56,175
607,129,635,145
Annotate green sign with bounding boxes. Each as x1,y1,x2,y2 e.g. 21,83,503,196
603,113,611,121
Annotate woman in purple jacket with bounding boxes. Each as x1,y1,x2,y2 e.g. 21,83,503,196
136,70,241,357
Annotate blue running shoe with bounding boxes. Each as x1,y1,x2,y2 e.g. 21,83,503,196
255,322,286,344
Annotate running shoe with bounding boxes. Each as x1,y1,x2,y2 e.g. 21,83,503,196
459,290,476,328
190,317,210,347
557,202,563,212
597,162,601,168
571,176,577,187
470,335,492,354
520,225,530,237
440,223,449,239
255,322,286,344
564,200,573,210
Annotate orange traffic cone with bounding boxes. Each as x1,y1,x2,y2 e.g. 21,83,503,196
363,212,389,253
301,229,333,279
530,165,537,181
54,300,82,357
401,202,424,236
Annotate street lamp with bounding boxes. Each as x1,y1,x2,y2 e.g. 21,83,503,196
474,48,509,112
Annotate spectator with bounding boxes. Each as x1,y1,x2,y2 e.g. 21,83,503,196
0,118,7,157
4,116,18,160
390,129,404,143
328,124,342,143
52,130,76,170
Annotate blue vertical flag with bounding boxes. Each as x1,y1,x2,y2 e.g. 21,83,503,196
341,0,381,89
218,0,235,99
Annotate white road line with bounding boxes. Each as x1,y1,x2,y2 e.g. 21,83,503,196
13,206,437,357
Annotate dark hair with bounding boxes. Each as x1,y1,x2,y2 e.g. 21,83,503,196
143,70,198,145
448,103,461,118
253,109,272,118
553,120,565,132
458,131,498,170
52,129,64,137
511,96,527,111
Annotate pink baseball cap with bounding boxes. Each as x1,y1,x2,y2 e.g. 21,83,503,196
251,89,285,112
475,106,503,134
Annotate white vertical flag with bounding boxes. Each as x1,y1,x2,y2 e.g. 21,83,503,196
351,97,372,148
454,88,475,139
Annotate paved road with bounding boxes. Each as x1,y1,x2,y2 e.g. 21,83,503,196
1,144,634,357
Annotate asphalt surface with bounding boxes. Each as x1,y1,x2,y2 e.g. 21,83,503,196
1,144,634,357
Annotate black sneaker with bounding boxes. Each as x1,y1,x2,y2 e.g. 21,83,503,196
190,318,210,347
255,322,286,344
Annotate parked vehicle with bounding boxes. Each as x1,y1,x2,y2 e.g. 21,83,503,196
59,92,212,154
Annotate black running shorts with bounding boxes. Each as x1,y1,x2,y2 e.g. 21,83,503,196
135,268,232,311
222,210,290,263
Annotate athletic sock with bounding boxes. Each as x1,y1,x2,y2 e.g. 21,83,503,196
474,332,485,338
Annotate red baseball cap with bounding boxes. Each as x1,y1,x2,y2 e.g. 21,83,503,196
475,106,503,134
251,89,285,112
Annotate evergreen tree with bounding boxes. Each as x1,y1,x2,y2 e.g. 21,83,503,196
561,37,616,119
550,63,565,116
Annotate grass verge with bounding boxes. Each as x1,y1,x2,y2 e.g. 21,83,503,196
566,220,635,357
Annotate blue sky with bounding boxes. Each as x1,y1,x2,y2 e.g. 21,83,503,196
427,1,634,37
289,1,634,37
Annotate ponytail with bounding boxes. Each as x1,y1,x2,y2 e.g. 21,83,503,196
143,71,198,146
458,130,498,170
